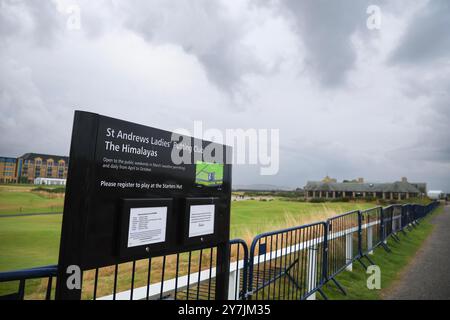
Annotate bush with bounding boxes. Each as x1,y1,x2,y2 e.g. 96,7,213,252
242,191,304,198
32,186,66,194
328,197,349,202
309,198,326,203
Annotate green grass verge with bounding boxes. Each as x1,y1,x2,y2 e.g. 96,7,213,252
0,200,375,272
0,215,62,271
321,205,443,300
229,200,374,238
0,184,63,188
0,202,442,299
0,186,63,215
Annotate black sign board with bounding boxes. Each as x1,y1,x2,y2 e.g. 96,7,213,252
56,111,232,299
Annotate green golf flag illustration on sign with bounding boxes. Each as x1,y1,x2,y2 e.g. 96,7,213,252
195,161,224,187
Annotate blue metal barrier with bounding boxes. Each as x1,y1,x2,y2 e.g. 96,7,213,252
247,222,328,300
324,210,361,295
360,207,383,255
229,239,249,300
0,265,57,300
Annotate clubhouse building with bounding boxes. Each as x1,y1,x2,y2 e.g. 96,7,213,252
304,177,426,200
0,153,69,184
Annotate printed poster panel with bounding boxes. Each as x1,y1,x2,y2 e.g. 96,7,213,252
189,204,215,238
127,207,167,248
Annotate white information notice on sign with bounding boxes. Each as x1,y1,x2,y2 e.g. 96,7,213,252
128,207,167,248
189,204,215,238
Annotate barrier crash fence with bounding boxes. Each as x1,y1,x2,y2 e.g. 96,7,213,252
360,207,384,261
325,210,361,296
247,222,327,300
0,201,439,300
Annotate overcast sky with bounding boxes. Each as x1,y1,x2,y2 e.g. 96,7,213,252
0,0,449,191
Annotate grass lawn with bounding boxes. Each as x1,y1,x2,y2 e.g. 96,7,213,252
229,200,375,239
0,215,62,271
0,199,380,299
0,185,64,215
0,184,438,299
321,205,443,300
0,200,376,272
0,195,441,300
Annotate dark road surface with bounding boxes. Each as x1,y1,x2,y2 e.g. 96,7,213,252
386,205,450,300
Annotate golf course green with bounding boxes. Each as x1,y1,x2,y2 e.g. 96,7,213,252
0,197,375,272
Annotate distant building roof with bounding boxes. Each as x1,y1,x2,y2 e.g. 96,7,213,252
410,182,427,193
304,181,422,193
322,175,337,183
19,153,69,163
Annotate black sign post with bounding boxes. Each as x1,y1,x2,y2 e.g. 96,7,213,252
55,111,232,300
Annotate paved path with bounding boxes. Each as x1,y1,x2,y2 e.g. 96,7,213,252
386,205,450,300
0,212,62,218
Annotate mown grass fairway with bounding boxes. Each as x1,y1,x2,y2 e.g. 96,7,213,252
0,215,62,271
0,199,375,272
0,185,436,300
0,185,64,215
229,200,375,239
0,190,440,300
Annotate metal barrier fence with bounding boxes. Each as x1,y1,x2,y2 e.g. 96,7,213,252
0,241,248,301
325,210,360,294
247,222,327,300
382,205,403,243
95,246,220,301
0,265,57,300
382,205,394,241
91,239,248,301
360,206,383,256
0,201,439,300
327,211,360,279
401,205,414,231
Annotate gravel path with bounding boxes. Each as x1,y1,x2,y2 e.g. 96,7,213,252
386,205,450,300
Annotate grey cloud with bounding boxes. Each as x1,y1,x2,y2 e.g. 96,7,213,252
391,75,450,165
0,0,118,48
116,0,385,92
0,1,449,191
0,1,21,41
118,0,264,95
0,58,60,156
389,0,450,65
421,93,450,163
280,0,379,87
0,0,62,47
